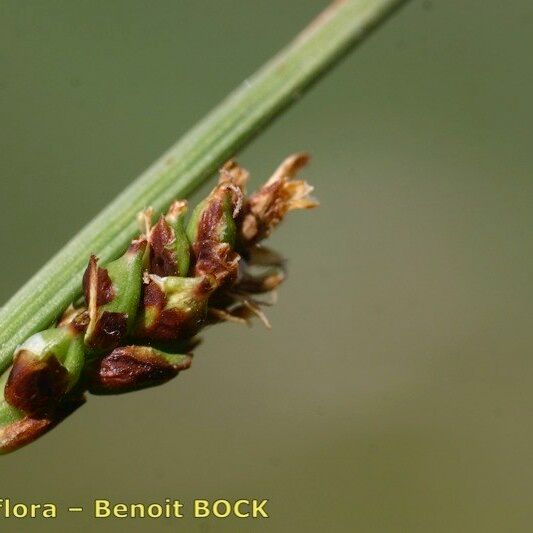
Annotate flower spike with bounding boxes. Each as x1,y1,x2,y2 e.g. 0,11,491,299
0,153,317,454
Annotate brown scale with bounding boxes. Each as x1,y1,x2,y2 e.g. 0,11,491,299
87,346,191,395
5,352,70,416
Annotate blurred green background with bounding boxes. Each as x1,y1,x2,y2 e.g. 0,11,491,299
1,1,532,531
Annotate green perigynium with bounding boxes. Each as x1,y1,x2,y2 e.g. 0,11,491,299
0,154,317,454
83,240,148,351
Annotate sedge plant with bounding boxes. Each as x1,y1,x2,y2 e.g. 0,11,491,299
0,0,408,453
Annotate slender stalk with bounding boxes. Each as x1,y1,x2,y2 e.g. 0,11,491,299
0,0,408,373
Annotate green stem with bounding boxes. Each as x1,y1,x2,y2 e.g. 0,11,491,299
0,0,408,373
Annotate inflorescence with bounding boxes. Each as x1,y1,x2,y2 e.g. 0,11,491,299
0,153,317,454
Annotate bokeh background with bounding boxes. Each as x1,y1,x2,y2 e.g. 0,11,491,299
1,1,532,531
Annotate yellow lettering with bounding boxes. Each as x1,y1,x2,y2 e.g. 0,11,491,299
234,500,250,518
130,504,145,518
194,500,210,517
252,499,268,518
113,503,128,518
213,500,231,518
43,504,57,518
95,500,111,518
147,504,163,518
